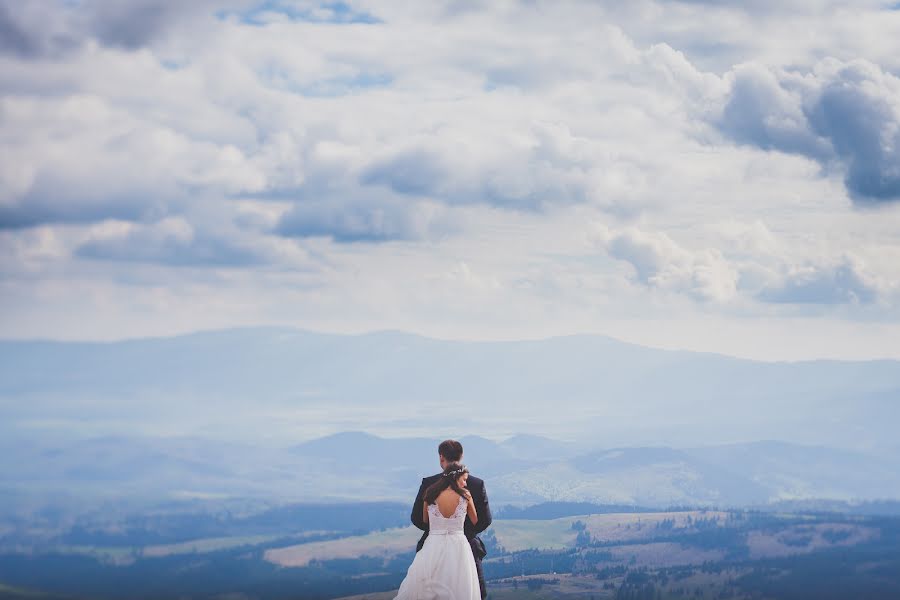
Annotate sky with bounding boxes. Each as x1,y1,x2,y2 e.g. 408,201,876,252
1,0,900,361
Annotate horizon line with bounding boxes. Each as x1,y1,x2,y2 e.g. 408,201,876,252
1,323,897,365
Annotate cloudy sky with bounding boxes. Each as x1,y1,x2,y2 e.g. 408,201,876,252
2,0,900,360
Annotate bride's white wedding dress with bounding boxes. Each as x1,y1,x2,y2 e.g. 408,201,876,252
394,495,481,599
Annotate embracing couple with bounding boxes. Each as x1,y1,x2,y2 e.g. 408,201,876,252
394,439,492,600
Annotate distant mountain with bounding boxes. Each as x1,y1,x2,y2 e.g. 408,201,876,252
2,328,899,517
3,431,898,522
497,434,584,461
683,441,900,502
1,327,899,450
290,431,525,479
492,441,900,507
492,446,771,507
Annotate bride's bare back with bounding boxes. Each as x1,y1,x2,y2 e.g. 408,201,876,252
435,489,464,518
423,486,477,525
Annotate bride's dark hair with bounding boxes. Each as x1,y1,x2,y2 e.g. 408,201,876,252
424,463,469,505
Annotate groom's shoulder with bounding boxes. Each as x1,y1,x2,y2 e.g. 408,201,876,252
467,474,485,488
421,473,441,485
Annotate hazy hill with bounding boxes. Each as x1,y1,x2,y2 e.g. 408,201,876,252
1,327,899,450
2,328,899,516
2,431,899,521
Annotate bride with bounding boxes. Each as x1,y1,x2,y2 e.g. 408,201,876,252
394,463,481,599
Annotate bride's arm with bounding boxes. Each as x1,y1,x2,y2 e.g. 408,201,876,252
464,491,478,525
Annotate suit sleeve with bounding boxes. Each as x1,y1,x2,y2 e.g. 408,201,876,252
473,480,492,534
411,478,428,531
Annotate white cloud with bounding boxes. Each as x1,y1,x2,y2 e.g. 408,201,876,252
594,225,739,302
1,0,900,359
0,92,266,228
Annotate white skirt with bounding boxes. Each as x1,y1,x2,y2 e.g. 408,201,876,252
394,531,481,600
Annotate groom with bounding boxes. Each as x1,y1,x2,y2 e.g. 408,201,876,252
411,439,492,599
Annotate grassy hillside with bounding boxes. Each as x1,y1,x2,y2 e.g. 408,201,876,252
2,507,898,600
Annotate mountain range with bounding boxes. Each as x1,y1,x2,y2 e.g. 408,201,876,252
2,431,899,525
1,327,898,449
1,327,899,517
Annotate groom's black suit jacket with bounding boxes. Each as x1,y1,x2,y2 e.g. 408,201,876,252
410,473,492,559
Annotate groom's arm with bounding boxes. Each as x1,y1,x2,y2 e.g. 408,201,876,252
411,478,428,532
473,480,492,535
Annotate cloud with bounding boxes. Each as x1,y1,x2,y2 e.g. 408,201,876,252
717,63,830,159
596,226,739,302
759,256,881,305
715,59,900,203
75,218,269,267
276,197,459,242
2,0,900,350
0,93,266,230
0,1,78,59
356,121,608,212
270,118,621,242
595,222,892,307
806,61,900,202
360,149,449,198
0,1,257,57
0,0,382,60
0,3,41,58
86,1,202,50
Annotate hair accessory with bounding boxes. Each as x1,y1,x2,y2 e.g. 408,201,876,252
442,467,467,478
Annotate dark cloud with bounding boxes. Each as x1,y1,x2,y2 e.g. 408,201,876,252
76,225,267,267
0,1,78,58
718,64,830,160
359,150,449,198
0,166,180,231
0,193,169,231
806,71,900,201
0,202,149,230
87,1,188,50
84,0,264,49
717,60,900,204
0,2,40,58
0,0,253,57
276,197,458,243
357,131,593,214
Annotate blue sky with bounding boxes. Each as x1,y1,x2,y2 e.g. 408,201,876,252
1,0,900,360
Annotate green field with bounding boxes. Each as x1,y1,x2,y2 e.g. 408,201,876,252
142,534,285,557
4,509,897,600
0,582,75,600
264,526,421,567
493,511,729,552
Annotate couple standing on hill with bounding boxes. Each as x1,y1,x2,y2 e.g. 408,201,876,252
394,439,492,600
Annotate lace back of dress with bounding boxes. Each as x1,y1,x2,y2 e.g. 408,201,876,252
428,495,467,533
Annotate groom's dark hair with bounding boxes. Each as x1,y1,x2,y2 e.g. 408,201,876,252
438,439,463,462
